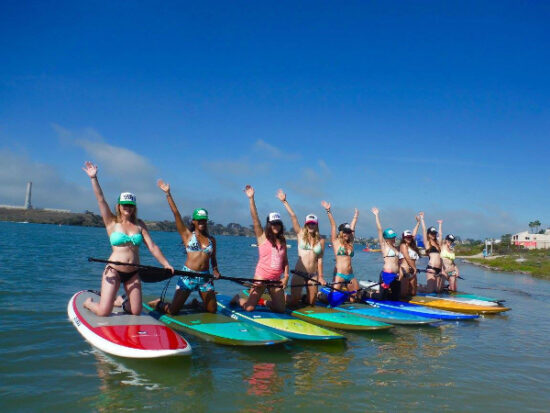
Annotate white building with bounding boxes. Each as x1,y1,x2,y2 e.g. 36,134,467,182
512,230,550,250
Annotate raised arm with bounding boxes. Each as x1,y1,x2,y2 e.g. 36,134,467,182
371,207,385,248
412,214,421,237
437,220,443,244
139,220,174,273
82,161,115,228
317,239,326,285
245,185,265,242
419,212,428,246
350,208,359,231
157,179,191,241
321,201,337,242
277,189,301,234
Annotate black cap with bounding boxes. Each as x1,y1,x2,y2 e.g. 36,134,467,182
446,234,456,242
427,226,438,234
338,223,353,233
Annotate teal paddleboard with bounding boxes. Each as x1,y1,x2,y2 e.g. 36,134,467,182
143,301,289,346
216,295,344,341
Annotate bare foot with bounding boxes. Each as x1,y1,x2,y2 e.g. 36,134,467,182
113,295,125,307
230,294,240,306
83,297,93,310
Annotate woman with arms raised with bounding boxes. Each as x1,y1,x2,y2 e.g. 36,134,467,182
398,215,422,297
441,232,459,292
277,189,326,307
420,213,446,293
232,185,289,313
82,162,174,316
149,179,220,314
321,201,359,302
371,207,401,300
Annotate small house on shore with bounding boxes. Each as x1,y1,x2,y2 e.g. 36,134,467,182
512,230,550,249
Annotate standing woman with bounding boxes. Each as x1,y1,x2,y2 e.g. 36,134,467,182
441,233,459,292
420,213,446,293
398,215,422,297
149,179,220,314
321,201,359,302
233,185,289,313
277,189,326,307
82,162,174,316
371,208,401,300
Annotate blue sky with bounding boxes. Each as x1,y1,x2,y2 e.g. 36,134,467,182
1,1,549,238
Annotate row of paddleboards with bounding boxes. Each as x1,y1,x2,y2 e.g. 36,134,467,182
69,285,509,358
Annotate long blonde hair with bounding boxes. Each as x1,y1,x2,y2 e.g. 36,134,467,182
301,224,320,246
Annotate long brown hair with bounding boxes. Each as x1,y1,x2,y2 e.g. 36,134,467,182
265,220,286,246
401,236,421,257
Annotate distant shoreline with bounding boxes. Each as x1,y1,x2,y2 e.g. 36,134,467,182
460,253,550,278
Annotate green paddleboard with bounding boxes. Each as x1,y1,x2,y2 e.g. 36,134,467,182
143,301,289,346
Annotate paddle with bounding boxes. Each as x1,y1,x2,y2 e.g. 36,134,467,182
87,257,282,285
417,269,465,280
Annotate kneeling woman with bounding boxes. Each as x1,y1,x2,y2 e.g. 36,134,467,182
150,179,220,314
278,189,326,307
371,207,401,300
399,215,422,297
82,162,174,316
233,185,289,313
420,213,446,293
321,200,359,302
441,233,459,292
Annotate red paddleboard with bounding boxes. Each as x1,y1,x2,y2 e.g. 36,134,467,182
68,290,191,358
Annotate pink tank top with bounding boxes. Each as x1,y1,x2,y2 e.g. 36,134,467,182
255,240,286,280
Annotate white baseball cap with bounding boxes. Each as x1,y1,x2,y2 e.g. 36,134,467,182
305,214,318,225
268,212,282,223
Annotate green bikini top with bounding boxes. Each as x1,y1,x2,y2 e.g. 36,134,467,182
110,231,143,246
337,245,354,257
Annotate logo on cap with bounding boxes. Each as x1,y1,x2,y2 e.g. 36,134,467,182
268,212,282,223
403,230,413,237
305,214,318,224
118,192,136,205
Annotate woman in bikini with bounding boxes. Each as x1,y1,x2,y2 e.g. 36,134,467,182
149,179,220,314
441,232,459,292
371,207,401,300
232,185,289,313
277,189,326,307
82,162,174,316
420,212,446,293
398,215,422,297
321,200,359,302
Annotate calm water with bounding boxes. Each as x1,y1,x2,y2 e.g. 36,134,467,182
1,221,549,412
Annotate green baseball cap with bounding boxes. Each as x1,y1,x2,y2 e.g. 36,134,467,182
118,192,136,205
193,208,208,221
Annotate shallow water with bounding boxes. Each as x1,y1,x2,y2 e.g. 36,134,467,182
1,222,548,412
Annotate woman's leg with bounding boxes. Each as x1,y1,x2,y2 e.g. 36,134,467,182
305,280,318,306
200,290,217,313
288,274,304,307
123,275,142,315
409,273,418,296
348,278,360,302
238,284,266,311
266,286,286,313
425,271,437,293
84,267,120,316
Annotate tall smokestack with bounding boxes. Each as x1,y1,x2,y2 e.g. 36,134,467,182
24,182,32,209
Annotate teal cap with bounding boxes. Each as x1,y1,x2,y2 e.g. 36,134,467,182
193,208,208,221
383,228,397,239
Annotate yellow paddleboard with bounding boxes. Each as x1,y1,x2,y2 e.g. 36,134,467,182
408,296,510,314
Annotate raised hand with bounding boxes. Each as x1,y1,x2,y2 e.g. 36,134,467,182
82,161,98,178
244,185,255,198
437,219,443,225
276,189,286,202
157,179,170,193
418,211,425,220
321,200,331,210
415,214,421,222
354,208,359,217
371,207,379,215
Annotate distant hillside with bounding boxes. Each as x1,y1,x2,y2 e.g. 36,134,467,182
0,207,257,236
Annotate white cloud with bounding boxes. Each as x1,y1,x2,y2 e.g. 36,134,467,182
254,139,300,161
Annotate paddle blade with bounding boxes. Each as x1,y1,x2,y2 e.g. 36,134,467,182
139,268,174,283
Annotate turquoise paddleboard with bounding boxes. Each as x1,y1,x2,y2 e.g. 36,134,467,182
216,295,344,340
365,299,479,320
143,300,288,346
